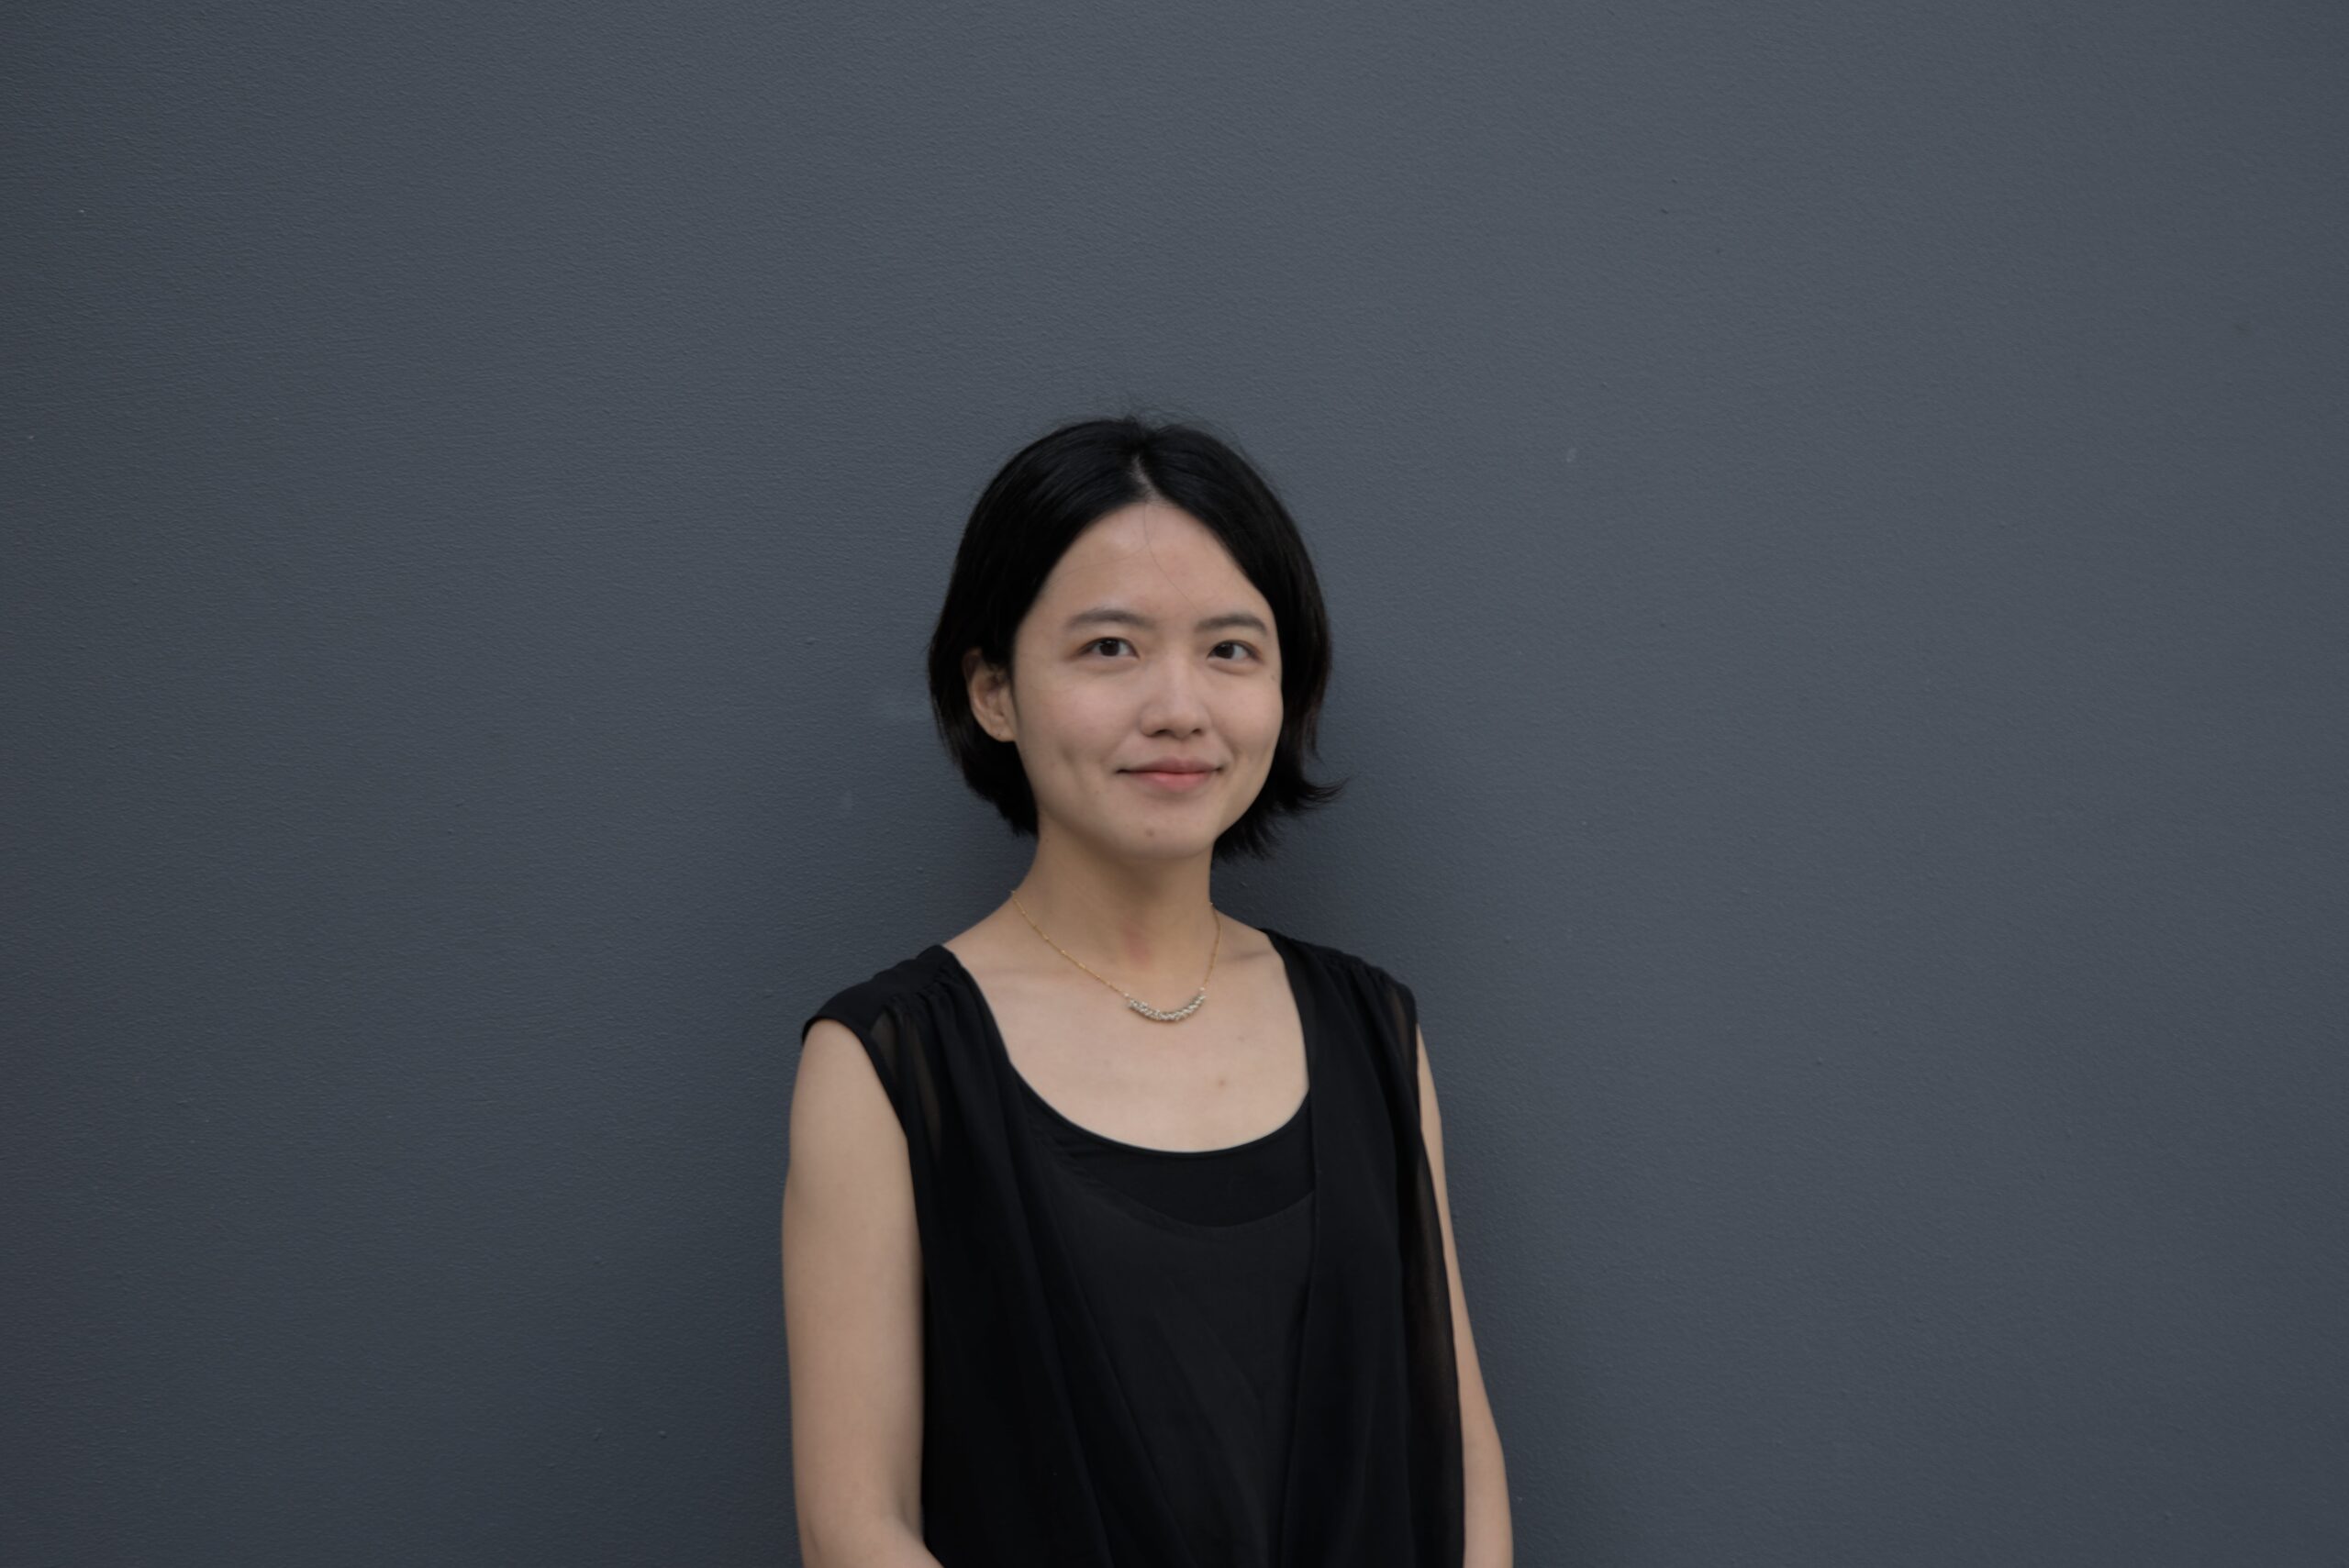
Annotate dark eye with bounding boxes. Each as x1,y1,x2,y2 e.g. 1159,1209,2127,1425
1085,637,1131,657
1212,640,1256,661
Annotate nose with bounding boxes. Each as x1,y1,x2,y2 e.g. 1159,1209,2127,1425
1136,650,1210,737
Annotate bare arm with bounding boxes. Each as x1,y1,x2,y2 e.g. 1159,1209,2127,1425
1418,1024,1514,1568
782,1018,941,1568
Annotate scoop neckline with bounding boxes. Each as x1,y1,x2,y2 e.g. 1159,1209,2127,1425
926,925,1317,1160
1019,1061,1308,1159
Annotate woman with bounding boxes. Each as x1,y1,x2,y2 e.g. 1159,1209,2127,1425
784,416,1510,1568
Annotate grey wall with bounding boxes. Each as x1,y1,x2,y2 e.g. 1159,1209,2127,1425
6,4,2343,1564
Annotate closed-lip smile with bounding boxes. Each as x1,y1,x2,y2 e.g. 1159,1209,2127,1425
1124,759,1218,773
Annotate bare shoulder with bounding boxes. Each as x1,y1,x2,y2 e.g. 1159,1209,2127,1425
1219,913,1276,957
784,1026,924,1544
789,1017,907,1203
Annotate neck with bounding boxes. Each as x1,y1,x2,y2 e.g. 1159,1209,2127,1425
1005,826,1219,981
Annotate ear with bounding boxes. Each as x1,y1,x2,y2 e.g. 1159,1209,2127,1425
963,647,1016,743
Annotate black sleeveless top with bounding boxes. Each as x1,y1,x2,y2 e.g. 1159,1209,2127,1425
1017,1035,1316,1568
800,927,1464,1568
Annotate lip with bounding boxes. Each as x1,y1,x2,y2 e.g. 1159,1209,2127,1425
1122,765,1219,793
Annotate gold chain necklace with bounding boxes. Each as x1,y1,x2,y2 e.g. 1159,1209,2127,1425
1008,893,1222,1023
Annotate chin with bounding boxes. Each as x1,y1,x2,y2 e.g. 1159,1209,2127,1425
1111,822,1228,860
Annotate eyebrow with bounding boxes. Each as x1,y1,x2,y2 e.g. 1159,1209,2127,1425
1062,606,1271,636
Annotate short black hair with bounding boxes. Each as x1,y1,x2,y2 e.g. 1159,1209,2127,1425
927,414,1344,862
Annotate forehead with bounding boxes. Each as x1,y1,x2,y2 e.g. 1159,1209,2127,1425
1036,501,1264,607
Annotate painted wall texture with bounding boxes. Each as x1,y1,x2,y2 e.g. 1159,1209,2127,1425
6,4,2343,1564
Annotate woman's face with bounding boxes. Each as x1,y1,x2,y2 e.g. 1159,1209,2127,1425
969,499,1286,863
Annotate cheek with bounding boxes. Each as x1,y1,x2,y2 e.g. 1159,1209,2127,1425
1239,690,1286,751
1037,695,1130,761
